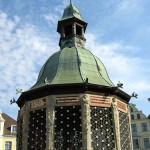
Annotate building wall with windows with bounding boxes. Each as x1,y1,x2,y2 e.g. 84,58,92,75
0,110,16,150
130,103,150,150
1,137,16,150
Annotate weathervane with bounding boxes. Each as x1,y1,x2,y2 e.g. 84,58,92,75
70,0,73,4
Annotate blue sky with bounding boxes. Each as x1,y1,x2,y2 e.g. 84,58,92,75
0,0,150,119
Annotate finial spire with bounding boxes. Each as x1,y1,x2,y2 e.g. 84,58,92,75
70,0,72,4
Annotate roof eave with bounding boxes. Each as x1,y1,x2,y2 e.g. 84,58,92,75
17,83,131,107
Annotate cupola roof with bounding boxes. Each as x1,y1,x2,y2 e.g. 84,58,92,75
31,47,114,89
61,1,83,21
31,2,115,89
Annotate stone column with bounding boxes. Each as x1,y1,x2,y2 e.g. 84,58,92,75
82,27,84,38
73,23,76,36
61,27,65,37
111,97,121,150
80,94,91,150
16,110,21,150
22,102,30,150
46,95,56,150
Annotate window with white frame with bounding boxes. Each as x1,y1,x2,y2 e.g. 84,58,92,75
5,141,12,150
144,138,150,148
141,123,148,132
133,139,139,149
11,125,17,133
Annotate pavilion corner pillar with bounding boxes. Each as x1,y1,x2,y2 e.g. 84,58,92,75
80,94,92,150
22,103,30,150
127,105,133,150
46,96,55,150
111,97,121,150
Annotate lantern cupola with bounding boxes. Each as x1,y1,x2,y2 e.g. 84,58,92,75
57,1,87,49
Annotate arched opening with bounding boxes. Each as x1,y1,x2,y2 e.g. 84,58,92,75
131,114,134,120
64,25,72,37
76,25,82,37
137,114,140,119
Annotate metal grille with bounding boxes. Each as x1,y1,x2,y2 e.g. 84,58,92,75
54,106,82,150
90,107,115,150
28,109,46,150
17,117,23,150
119,111,131,150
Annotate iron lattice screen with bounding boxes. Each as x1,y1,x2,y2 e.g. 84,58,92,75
119,111,131,150
18,117,23,150
54,106,82,150
90,106,115,150
28,108,46,150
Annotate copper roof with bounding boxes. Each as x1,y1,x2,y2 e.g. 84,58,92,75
31,47,115,89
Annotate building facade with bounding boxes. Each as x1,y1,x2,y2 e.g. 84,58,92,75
16,1,133,150
0,110,17,150
130,103,150,150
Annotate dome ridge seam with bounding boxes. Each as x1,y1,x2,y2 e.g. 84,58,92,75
95,56,115,86
75,46,85,83
87,49,114,87
50,49,64,84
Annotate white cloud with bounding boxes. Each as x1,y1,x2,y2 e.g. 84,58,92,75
86,32,150,96
86,32,150,116
44,13,59,26
43,0,68,27
0,0,150,119
0,11,58,118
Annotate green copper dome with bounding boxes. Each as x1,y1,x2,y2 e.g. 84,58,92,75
31,2,115,90
31,46,114,89
61,2,83,21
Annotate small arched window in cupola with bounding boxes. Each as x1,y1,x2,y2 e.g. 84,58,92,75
64,24,72,37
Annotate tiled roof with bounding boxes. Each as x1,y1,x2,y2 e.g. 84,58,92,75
2,113,17,136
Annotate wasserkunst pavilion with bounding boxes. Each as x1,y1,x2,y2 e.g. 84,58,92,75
16,1,133,150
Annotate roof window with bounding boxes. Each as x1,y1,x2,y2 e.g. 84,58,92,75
11,125,17,133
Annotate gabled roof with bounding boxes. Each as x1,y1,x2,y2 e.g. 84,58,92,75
2,113,17,136
130,103,148,118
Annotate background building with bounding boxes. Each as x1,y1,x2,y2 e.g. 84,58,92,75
0,110,17,150
130,103,150,150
